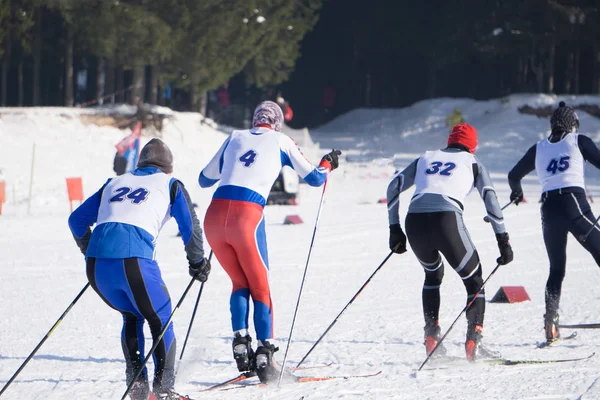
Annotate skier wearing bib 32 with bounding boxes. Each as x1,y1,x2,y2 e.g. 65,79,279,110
68,139,210,400
508,101,600,344
387,123,513,361
199,100,341,383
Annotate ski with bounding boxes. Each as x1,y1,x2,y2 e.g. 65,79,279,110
536,331,578,349
422,352,594,371
484,352,595,366
559,323,600,329
199,371,257,392
213,370,382,391
296,370,382,382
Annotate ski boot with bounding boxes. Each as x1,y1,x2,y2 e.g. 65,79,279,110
129,379,150,400
424,323,447,357
232,332,255,372
544,313,560,342
255,340,280,384
465,324,501,361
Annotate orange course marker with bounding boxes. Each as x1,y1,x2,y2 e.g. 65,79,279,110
0,181,5,215
66,177,83,212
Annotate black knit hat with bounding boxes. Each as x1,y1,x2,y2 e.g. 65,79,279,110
137,138,173,173
550,101,579,133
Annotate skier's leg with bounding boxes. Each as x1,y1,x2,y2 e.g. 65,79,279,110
87,258,148,391
122,258,176,394
405,213,444,333
437,212,484,329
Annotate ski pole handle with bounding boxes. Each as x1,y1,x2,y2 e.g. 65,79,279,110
483,200,515,223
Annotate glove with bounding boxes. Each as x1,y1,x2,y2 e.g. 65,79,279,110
73,229,92,256
496,233,513,265
510,190,524,206
319,149,342,171
389,224,407,254
189,258,211,282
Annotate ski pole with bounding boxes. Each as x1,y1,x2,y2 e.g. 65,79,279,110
0,283,90,397
416,263,502,372
277,181,329,387
296,250,394,368
121,277,196,400
483,200,514,223
178,251,213,362
579,214,600,243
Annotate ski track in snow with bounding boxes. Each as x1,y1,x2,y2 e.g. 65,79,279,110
2,95,600,399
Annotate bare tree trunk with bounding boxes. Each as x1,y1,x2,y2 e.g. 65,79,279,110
199,90,207,116
149,64,158,104
574,49,580,94
105,60,114,103
1,24,12,106
547,42,555,93
426,58,437,98
32,8,42,105
517,56,524,88
131,64,144,104
17,60,23,106
96,57,104,104
564,51,574,94
532,55,544,93
595,47,600,94
115,64,124,103
64,28,74,107
189,70,198,112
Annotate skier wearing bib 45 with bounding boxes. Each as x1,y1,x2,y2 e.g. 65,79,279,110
199,100,341,384
68,139,210,400
387,123,513,361
508,102,600,343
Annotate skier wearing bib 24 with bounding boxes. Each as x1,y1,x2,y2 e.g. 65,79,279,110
387,123,514,361
508,102,600,343
68,139,211,400
199,100,341,384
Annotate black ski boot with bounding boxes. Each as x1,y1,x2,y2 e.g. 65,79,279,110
544,313,560,342
255,341,280,384
465,324,501,361
232,333,255,372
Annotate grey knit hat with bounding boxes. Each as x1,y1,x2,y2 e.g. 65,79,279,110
550,101,579,133
137,138,173,173
252,100,284,132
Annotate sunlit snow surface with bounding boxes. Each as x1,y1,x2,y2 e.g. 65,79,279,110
2,95,600,399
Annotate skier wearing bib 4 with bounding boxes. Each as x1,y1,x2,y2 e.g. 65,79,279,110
508,101,600,343
68,139,210,400
387,123,513,361
199,100,341,384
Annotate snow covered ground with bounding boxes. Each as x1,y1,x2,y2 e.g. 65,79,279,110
2,94,600,399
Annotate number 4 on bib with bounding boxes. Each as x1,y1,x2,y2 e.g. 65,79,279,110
239,150,258,167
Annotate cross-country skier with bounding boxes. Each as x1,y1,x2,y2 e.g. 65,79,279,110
387,123,513,361
68,139,211,400
508,101,600,343
198,100,341,383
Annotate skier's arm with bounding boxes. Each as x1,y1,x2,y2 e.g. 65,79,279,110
199,136,231,188
67,179,110,255
386,158,418,225
474,161,506,234
170,179,205,264
507,144,536,194
578,135,600,170
281,135,328,187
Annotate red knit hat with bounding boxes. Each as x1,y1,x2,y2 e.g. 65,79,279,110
447,123,477,154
